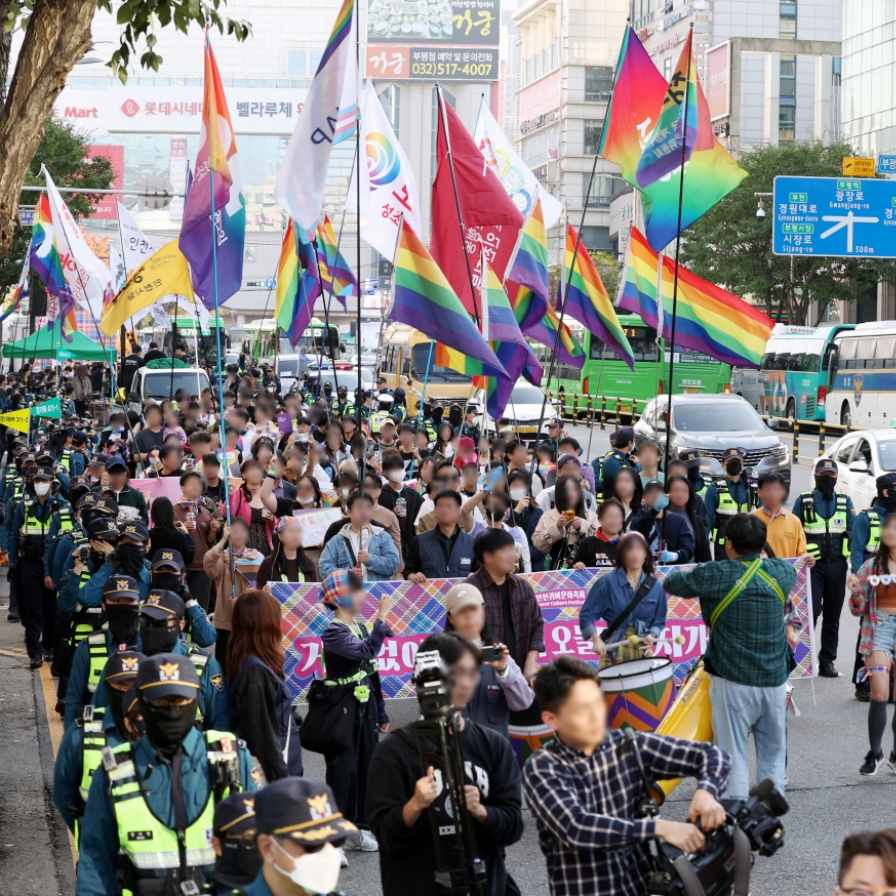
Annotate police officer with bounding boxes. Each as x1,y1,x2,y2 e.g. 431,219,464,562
600,426,639,496
678,448,708,500
10,464,71,668
792,458,854,678
375,375,392,397
209,794,263,895
391,387,408,425
849,472,896,700
74,653,258,896
460,402,480,443
332,385,352,418
64,574,141,728
148,548,218,648
369,393,395,436
53,650,145,840
704,447,758,560
250,777,357,896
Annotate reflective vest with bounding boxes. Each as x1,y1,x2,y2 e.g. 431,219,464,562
10,477,24,501
87,631,111,694
391,405,407,424
59,447,74,475
694,481,708,500
19,500,52,559
108,730,241,893
369,410,392,434
863,508,882,556
187,645,211,725
711,479,758,545
801,493,850,561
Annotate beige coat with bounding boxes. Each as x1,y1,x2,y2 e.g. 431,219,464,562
532,508,599,555
202,540,262,631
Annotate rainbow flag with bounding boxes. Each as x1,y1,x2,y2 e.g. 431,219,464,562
316,214,356,310
393,220,505,378
180,38,246,308
507,282,585,370
275,220,301,336
30,194,76,341
659,256,773,369
275,221,322,347
0,252,29,324
506,198,550,329
618,227,662,328
636,32,713,188
562,225,634,369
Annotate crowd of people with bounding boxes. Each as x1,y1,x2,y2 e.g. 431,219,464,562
1,347,893,895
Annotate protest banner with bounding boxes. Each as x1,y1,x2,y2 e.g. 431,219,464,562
291,507,346,547
272,561,816,702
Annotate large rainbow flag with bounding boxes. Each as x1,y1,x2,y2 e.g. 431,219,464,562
275,221,322,347
562,225,634,369
506,198,550,329
30,194,76,341
618,226,662,328
599,27,747,252
508,282,585,370
393,220,505,378
316,214,356,310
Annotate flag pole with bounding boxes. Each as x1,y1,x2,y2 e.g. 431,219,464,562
325,196,354,401
354,0,363,430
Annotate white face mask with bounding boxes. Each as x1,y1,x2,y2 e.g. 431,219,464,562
509,488,527,502
297,495,315,506
387,469,405,484
35,482,51,496
271,838,342,895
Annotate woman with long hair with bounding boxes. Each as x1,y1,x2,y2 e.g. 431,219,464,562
146,495,196,564
227,589,303,781
433,421,455,459
257,516,318,590
572,498,626,569
667,475,713,563
849,515,896,775
320,421,351,480
294,473,323,509
579,531,667,666
612,466,643,527
319,570,394,856
532,474,598,570
230,459,275,553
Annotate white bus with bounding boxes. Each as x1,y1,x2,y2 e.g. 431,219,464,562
825,321,896,429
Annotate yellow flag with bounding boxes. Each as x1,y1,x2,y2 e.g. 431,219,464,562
101,240,195,336
0,408,30,434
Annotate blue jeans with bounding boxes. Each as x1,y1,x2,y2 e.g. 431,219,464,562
872,611,896,657
709,675,787,800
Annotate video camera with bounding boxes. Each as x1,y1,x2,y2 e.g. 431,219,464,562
624,730,788,896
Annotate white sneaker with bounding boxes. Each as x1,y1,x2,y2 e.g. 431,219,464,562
339,846,349,868
345,829,379,852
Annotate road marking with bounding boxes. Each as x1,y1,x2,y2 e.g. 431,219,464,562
0,646,27,658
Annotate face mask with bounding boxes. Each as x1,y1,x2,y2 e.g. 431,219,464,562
340,488,350,499
486,505,506,521
687,466,700,484
139,699,197,754
105,681,129,734
271,838,342,896
105,605,139,645
388,469,405,484
216,838,264,884
140,623,180,656
297,495,315,506
34,482,51,496
815,476,837,497
509,488,527,502
151,573,182,592
118,544,146,577
725,462,743,477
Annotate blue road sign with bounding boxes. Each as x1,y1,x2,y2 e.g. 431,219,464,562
879,155,896,175
265,277,276,289
772,176,896,258
19,209,34,226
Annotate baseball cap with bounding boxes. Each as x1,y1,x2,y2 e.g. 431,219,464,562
32,465,54,481
140,590,186,621
721,447,747,463
105,456,127,472
119,520,149,544
91,496,120,518
71,431,88,447
104,650,144,684
877,472,896,491
214,793,258,836
546,418,560,429
102,575,140,601
444,583,484,615
88,517,120,540
254,777,357,844
815,458,838,475
611,426,635,444
678,448,702,468
136,653,200,701
150,549,186,572
557,454,581,471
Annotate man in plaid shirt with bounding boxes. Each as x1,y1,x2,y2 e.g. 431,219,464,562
664,512,796,801
523,657,730,896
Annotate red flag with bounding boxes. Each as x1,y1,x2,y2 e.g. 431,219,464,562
431,95,523,316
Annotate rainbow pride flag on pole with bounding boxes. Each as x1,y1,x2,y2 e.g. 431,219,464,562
507,282,585,370
506,198,550,329
1,252,29,324
275,221,322,347
316,214,357,310
30,194,76,341
618,226,662,328
392,220,505,378
561,225,634,369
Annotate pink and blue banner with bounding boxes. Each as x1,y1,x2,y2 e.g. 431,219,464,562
272,561,816,701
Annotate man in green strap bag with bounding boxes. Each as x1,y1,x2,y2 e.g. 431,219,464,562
75,653,259,896
664,512,798,801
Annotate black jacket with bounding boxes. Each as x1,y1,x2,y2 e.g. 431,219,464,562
403,526,476,579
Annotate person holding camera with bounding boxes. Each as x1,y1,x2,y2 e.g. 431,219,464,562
663,512,796,799
366,631,524,896
523,656,730,896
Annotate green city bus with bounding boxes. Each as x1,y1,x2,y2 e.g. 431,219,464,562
537,313,732,416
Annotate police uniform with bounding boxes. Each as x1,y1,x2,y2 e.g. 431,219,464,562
147,549,218,648
678,449,709,500
53,653,143,840
791,458,854,674
703,447,758,560
369,394,396,435
74,653,259,896
244,777,358,896
207,793,262,895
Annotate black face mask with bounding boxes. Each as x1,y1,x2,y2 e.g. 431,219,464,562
105,605,139,645
105,681,129,735
140,623,180,657
814,476,837,497
687,466,700,484
725,462,743,477
215,839,264,885
880,493,896,513
151,573,182,592
139,699,197,754
118,544,146,577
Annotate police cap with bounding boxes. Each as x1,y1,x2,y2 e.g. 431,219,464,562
105,650,144,684
119,520,149,544
91,496,120,517
815,458,838,476
877,472,896,492
254,777,357,844
136,653,200,701
721,447,747,463
214,793,257,836
32,465,54,481
102,574,139,601
88,517,120,540
150,548,185,572
140,589,185,621
678,448,702,468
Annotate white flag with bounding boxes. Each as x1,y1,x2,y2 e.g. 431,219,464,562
346,81,422,259
274,0,357,235
109,246,127,292
43,167,113,319
473,103,564,229
148,302,172,331
117,201,156,273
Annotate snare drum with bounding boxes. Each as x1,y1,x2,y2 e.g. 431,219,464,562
508,724,555,769
598,657,675,732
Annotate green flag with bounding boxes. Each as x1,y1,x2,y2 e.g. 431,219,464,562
32,396,61,419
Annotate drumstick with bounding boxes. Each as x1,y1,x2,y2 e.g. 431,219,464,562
602,634,687,651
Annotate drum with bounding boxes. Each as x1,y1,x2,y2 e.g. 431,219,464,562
598,657,675,733
653,660,713,799
508,724,555,769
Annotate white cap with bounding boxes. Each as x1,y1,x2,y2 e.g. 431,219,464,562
444,583,485,616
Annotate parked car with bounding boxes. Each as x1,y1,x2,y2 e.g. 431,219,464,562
475,381,559,440
816,428,896,511
127,367,210,413
635,393,791,486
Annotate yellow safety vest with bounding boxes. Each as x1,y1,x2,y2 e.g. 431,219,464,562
801,493,850,560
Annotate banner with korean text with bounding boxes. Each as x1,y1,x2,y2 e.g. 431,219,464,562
273,562,816,701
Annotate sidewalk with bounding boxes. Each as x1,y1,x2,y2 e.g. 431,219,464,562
0,578,75,896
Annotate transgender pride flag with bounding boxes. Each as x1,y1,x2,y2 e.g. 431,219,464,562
179,38,246,309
